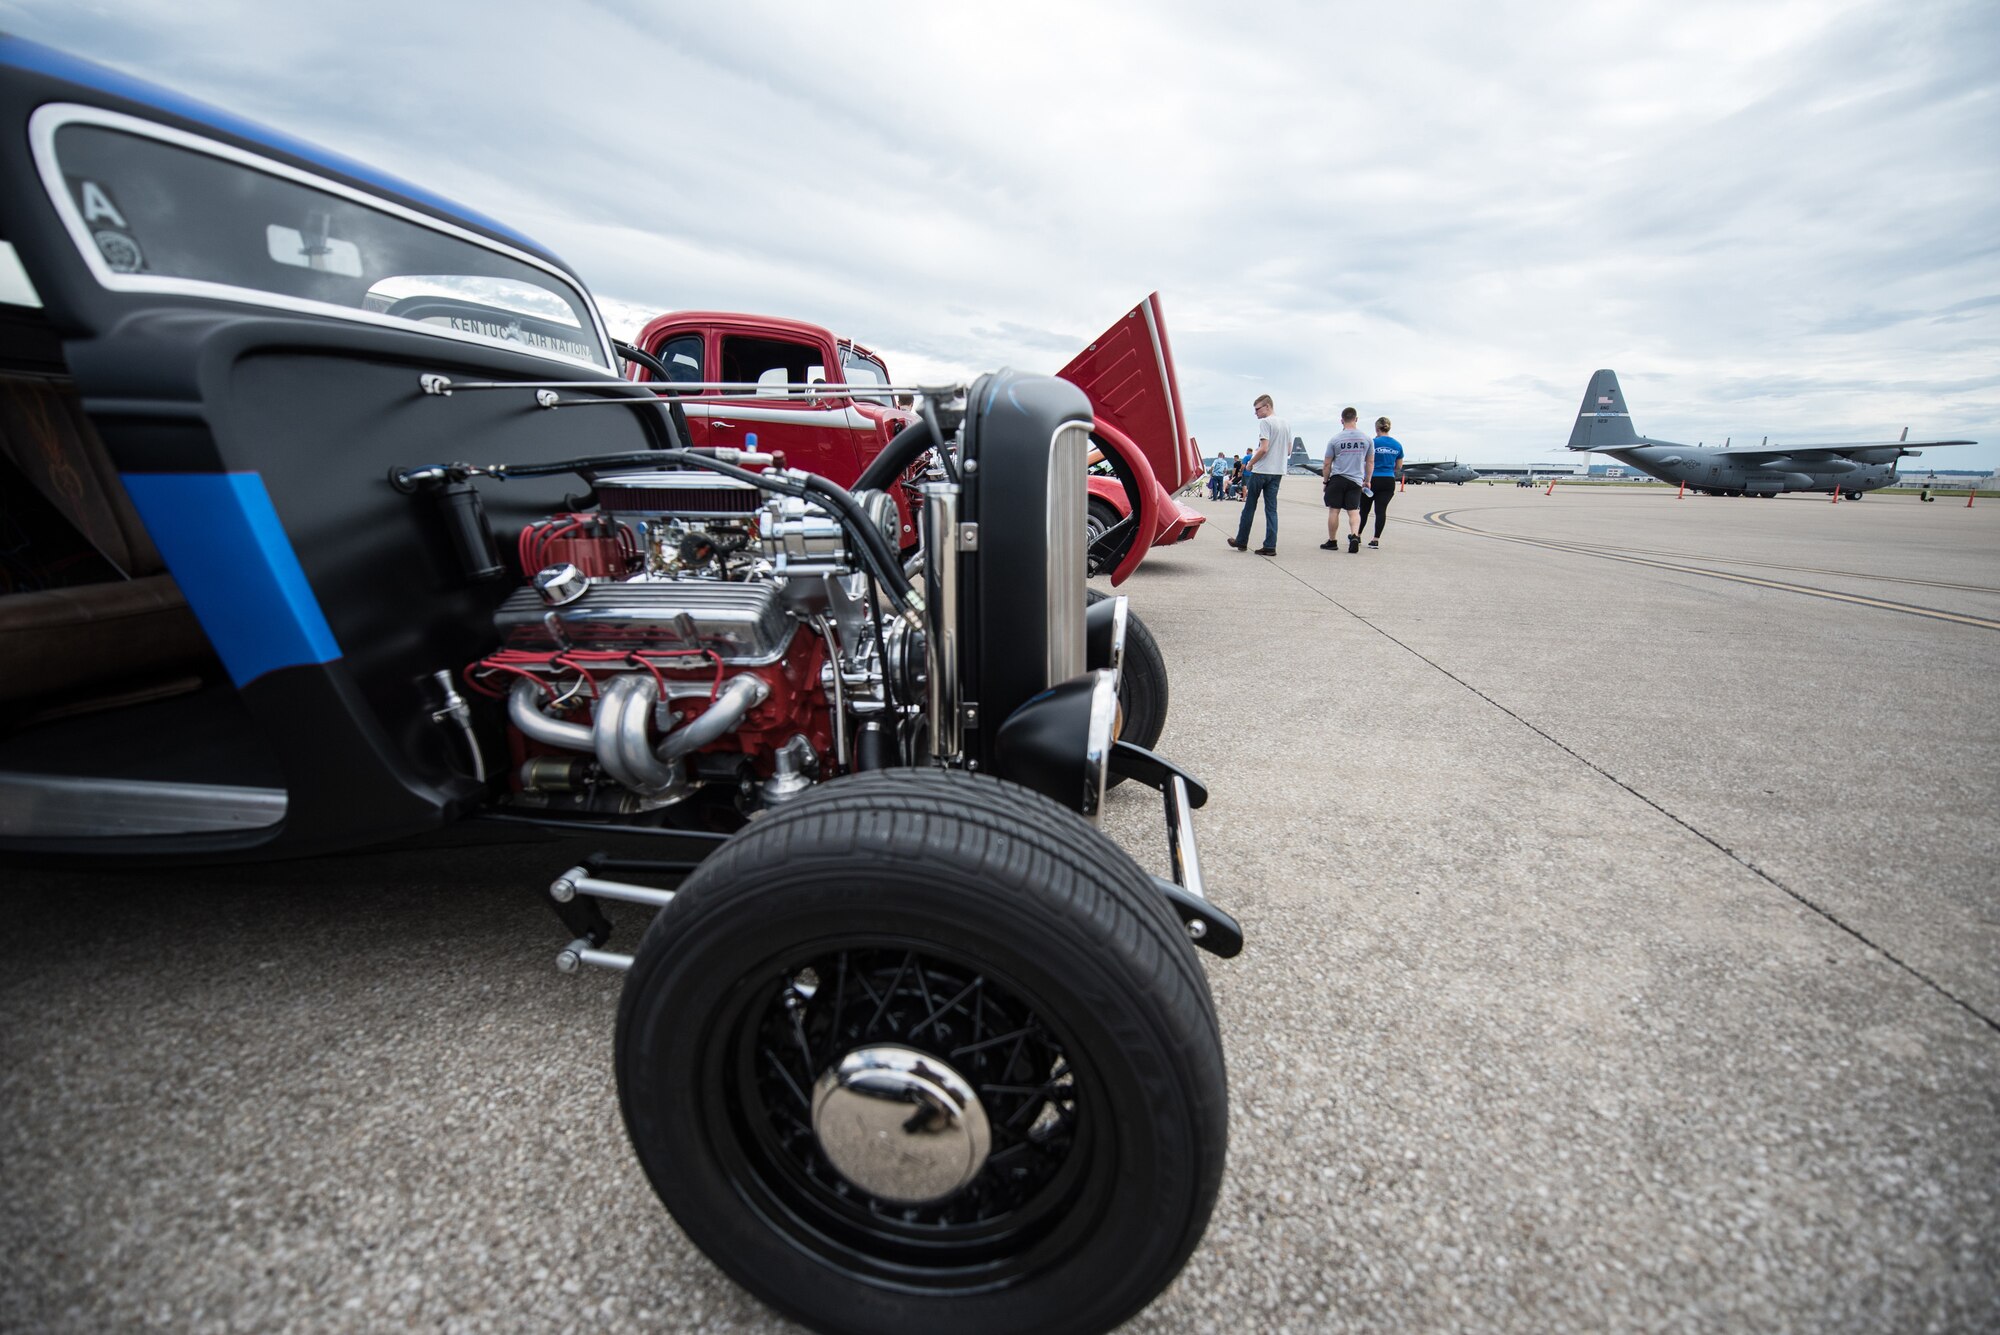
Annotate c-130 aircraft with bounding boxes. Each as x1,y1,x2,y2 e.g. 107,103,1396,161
1566,370,1975,496
1403,460,1479,484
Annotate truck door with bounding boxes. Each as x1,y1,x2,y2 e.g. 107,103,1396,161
712,330,869,480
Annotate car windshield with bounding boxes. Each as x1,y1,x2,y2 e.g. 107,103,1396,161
42,116,609,369
839,346,891,406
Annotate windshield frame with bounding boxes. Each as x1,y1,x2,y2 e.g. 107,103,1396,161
28,102,617,374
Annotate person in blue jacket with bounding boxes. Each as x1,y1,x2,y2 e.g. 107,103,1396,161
1357,416,1404,549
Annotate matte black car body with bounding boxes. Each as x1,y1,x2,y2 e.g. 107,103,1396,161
0,36,664,857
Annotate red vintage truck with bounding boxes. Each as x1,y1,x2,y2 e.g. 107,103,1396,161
626,294,1205,583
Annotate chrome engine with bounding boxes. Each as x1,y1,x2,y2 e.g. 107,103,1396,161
469,471,911,815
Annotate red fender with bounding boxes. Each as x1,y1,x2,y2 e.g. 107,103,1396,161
1088,417,1161,586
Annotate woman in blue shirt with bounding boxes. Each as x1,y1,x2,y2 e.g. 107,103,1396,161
1358,417,1404,549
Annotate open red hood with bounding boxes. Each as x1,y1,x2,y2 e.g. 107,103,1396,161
1059,293,1197,492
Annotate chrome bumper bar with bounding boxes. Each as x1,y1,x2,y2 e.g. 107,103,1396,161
1110,742,1242,958
1167,775,1205,903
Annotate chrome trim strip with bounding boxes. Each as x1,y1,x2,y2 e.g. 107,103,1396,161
1107,594,1129,685
1139,298,1181,456
920,481,963,762
682,401,876,429
1167,775,1205,901
447,379,963,396
0,771,286,837
1044,420,1092,686
28,104,617,373
1084,669,1117,820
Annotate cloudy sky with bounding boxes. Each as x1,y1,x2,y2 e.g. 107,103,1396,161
6,0,1997,468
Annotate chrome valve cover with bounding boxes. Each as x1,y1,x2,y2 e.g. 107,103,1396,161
495,579,792,663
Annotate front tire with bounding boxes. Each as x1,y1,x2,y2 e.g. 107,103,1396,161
616,770,1227,1335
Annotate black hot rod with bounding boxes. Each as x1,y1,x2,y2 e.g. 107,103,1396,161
0,36,1239,1335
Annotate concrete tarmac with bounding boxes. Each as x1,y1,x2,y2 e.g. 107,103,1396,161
3,483,1996,1332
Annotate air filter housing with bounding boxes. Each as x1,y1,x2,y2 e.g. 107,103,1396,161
595,470,763,519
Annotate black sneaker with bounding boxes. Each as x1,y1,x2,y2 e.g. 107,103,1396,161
1347,533,1361,553
1255,547,1276,556
1366,539,1379,549
1319,540,1339,550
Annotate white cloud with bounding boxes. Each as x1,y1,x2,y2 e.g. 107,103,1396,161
4,0,1994,466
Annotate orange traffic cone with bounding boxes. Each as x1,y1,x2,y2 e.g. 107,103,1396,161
1399,477,1406,494
1831,486,1841,503
1677,479,1685,499
1968,489,1976,508
1545,477,1557,496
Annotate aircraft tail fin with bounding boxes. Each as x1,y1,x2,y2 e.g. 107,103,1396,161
1568,369,1639,452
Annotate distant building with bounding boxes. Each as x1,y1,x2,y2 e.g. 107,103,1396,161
1474,465,1585,478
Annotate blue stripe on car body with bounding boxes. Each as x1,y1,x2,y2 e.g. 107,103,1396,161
121,472,341,686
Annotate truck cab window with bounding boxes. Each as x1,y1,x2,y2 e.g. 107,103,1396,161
720,334,822,398
652,333,704,383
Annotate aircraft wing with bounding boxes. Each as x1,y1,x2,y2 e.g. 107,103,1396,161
1706,438,1975,462
1402,460,1458,470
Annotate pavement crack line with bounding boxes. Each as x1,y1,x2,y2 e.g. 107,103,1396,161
1269,560,2000,1038
1411,509,2000,632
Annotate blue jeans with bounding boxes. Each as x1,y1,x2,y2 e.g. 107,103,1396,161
1235,472,1281,548
1208,474,1224,499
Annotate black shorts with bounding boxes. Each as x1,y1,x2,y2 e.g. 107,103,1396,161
1324,474,1366,509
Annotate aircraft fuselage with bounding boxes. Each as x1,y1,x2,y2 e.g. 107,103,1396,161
1598,440,1902,495
1406,464,1479,484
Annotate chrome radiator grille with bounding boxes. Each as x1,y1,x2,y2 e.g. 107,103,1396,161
1044,421,1091,685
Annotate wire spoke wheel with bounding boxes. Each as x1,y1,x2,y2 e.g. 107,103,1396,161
724,943,1095,1279
616,770,1227,1335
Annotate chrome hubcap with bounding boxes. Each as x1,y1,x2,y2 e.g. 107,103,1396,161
810,1043,992,1203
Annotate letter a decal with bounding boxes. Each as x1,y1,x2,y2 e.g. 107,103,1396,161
80,181,127,229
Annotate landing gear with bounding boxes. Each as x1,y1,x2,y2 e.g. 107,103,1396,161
615,770,1228,1335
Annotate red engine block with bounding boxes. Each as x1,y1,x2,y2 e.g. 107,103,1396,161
474,626,833,792
681,629,833,772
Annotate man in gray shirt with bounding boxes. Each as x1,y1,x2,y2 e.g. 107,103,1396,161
1321,406,1375,554
1226,394,1289,555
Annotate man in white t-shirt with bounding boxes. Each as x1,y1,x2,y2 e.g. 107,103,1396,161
1225,394,1289,555
1321,406,1375,553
